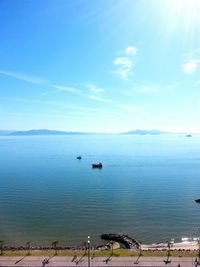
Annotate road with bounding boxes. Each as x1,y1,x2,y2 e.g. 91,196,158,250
0,256,198,267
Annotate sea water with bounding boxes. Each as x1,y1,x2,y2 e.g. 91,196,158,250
0,134,200,246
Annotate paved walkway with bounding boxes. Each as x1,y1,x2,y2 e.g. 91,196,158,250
0,256,198,267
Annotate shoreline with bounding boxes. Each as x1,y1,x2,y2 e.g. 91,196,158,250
1,235,200,255
1,240,200,253
142,240,199,251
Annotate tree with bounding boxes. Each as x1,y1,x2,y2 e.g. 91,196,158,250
167,241,171,257
26,241,31,256
52,240,59,255
0,240,5,255
134,241,142,264
139,241,143,257
164,241,171,264
110,241,114,256
83,241,87,255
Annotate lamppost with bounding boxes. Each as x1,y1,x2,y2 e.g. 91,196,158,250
87,236,90,267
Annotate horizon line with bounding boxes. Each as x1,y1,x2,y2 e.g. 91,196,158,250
0,129,198,135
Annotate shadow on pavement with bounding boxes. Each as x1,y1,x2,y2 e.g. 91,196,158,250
15,255,26,264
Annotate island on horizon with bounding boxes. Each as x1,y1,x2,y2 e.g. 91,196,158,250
0,129,195,136
0,128,172,136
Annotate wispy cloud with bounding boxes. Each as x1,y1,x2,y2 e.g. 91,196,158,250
13,97,115,114
125,46,138,55
86,83,104,94
182,59,200,74
0,70,47,84
114,57,133,80
51,84,80,93
84,83,118,104
87,95,116,103
113,45,138,80
0,70,81,95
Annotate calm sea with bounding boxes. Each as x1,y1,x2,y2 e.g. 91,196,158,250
0,134,200,246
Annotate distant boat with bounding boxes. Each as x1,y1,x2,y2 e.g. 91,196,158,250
92,162,103,168
77,156,82,160
195,199,200,203
186,134,192,137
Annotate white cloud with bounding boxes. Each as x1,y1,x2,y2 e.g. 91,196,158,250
125,46,138,55
114,57,133,79
113,45,138,80
182,59,200,74
0,70,47,84
51,84,80,93
114,57,132,67
87,95,116,103
86,83,104,94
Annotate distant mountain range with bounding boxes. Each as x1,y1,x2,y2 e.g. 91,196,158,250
0,130,14,136
0,129,173,136
123,129,170,135
8,129,87,136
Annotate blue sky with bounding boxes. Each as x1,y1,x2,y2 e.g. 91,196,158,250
0,0,200,133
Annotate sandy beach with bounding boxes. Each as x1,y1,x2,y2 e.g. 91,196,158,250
142,241,199,251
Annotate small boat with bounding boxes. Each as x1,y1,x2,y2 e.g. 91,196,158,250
77,156,82,160
92,162,103,168
195,199,200,203
186,134,192,137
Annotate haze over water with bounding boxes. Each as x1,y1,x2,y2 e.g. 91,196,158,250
0,134,200,246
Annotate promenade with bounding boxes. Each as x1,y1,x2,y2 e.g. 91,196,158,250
0,256,198,267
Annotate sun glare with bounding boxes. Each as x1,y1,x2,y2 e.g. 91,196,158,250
165,0,200,31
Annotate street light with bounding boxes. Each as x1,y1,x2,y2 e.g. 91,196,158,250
87,236,90,267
